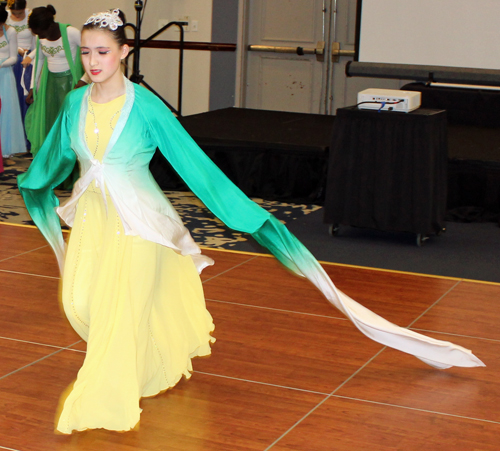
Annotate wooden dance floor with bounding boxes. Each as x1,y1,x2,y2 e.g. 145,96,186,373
1,222,499,450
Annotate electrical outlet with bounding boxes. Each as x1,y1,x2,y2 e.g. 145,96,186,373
191,20,198,32
176,15,190,32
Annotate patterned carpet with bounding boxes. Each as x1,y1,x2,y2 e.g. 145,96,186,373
0,155,322,250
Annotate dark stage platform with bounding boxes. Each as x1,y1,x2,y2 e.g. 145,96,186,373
150,108,335,203
150,105,500,222
403,83,500,222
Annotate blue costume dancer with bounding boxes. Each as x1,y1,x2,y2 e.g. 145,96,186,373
6,0,35,128
0,4,26,158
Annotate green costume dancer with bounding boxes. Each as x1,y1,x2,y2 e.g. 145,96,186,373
25,20,83,156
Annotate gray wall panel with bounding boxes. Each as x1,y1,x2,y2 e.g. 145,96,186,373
210,0,238,110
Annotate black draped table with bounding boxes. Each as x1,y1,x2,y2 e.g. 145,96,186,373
323,106,448,241
150,107,336,203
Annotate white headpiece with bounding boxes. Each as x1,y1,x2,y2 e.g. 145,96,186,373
84,8,124,31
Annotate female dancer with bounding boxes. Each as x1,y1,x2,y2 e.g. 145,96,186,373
6,0,35,129
18,9,484,434
0,3,26,164
25,4,84,156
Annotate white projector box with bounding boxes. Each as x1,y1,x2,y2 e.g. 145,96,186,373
357,88,421,112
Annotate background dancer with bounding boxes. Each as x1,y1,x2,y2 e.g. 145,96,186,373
25,4,84,156
0,2,26,166
6,0,35,140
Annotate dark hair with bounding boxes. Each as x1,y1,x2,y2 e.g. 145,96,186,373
82,9,127,46
8,0,27,10
28,4,56,31
0,4,7,24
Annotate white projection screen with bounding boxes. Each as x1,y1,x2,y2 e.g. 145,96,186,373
357,0,500,71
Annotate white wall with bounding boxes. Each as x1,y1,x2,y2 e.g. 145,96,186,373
29,0,212,115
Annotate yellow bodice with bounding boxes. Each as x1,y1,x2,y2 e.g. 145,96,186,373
85,94,126,193
85,94,126,161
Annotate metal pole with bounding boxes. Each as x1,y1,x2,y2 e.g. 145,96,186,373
132,0,144,83
178,25,185,116
124,2,187,114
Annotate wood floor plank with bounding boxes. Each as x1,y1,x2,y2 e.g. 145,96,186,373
0,351,326,451
195,300,383,393
335,332,497,422
200,248,258,282
0,272,80,347
413,280,500,340
203,255,459,325
270,396,500,451
0,246,59,278
0,338,62,378
322,264,459,325
0,224,49,261
67,342,86,352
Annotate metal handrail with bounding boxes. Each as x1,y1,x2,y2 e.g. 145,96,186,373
124,21,188,116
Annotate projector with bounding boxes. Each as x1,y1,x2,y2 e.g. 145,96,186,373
357,88,421,112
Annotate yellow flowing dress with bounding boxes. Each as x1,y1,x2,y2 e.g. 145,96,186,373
56,94,215,434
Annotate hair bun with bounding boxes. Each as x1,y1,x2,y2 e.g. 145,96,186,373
46,4,56,15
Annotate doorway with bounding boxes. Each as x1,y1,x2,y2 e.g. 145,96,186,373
236,0,403,115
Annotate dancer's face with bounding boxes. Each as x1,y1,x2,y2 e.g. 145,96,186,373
81,29,129,86
10,9,26,20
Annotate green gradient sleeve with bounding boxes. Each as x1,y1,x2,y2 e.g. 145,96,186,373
18,96,77,271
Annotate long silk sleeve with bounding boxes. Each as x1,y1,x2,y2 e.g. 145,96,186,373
144,93,485,370
18,95,77,272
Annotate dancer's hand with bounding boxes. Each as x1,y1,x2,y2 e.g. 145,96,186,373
26,90,34,105
21,56,32,68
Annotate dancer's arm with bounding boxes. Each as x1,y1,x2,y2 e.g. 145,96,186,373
0,27,18,67
18,94,77,272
